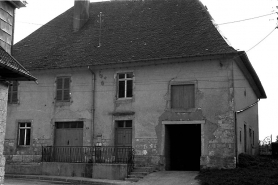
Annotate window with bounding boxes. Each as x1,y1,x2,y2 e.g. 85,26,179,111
117,73,133,99
18,122,31,146
171,84,195,109
117,120,132,128
8,81,18,103
56,76,70,102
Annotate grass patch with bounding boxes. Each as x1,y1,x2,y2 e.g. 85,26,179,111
196,154,278,185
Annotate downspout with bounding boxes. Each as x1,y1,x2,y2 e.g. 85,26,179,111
88,66,95,145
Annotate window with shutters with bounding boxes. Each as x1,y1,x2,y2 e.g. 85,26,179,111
18,122,31,146
171,84,195,110
56,76,71,102
8,81,19,104
117,72,133,99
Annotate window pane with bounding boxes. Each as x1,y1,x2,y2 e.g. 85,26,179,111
64,78,70,89
70,122,77,128
64,123,70,128
77,122,83,128
117,121,124,128
126,80,133,97
56,78,63,89
26,129,31,145
118,74,125,79
125,120,132,128
63,90,70,101
56,90,63,101
27,123,31,127
126,73,133,78
11,92,18,103
13,82,18,91
19,129,25,145
19,123,25,127
118,81,125,98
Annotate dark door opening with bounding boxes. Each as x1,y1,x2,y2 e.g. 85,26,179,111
165,124,201,171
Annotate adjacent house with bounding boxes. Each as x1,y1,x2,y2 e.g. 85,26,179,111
0,1,36,184
4,0,266,175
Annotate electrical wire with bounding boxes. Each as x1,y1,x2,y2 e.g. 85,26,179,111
217,12,277,26
246,26,277,52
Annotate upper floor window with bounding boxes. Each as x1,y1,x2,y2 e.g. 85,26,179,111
8,81,18,104
56,76,71,102
18,122,31,146
171,84,195,109
117,73,133,99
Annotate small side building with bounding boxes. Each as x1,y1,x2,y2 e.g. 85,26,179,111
0,1,36,184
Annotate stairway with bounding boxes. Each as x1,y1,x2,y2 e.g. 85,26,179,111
125,166,156,182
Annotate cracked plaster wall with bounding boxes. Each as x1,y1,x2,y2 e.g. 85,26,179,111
94,58,237,169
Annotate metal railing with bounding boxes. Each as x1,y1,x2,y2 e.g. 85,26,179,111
42,146,134,165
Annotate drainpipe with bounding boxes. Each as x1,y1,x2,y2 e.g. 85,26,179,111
88,66,95,145
234,99,260,165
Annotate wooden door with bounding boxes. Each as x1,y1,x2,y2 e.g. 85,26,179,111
54,121,83,162
115,120,132,163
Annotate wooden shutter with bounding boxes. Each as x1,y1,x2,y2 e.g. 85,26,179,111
56,77,70,101
171,84,194,109
56,78,63,101
63,77,70,101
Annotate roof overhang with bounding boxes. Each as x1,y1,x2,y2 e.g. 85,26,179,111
7,0,26,9
0,47,36,81
234,51,266,99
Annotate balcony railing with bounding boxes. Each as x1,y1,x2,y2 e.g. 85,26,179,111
42,146,134,164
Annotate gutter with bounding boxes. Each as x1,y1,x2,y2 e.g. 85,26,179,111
88,66,95,146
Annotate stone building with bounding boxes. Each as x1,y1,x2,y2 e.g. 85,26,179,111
0,1,36,184
4,0,266,174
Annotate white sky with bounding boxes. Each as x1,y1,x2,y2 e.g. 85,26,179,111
14,0,278,140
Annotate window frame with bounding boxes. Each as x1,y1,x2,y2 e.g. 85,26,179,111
170,81,196,111
8,81,19,104
117,72,133,99
17,120,32,147
55,76,71,102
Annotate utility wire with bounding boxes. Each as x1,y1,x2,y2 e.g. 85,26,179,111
217,12,277,26
246,26,277,52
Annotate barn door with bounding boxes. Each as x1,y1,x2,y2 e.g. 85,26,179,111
54,121,83,162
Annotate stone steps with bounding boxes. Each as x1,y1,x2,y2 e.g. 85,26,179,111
125,167,156,182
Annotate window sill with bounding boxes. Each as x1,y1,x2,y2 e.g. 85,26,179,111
17,145,31,148
115,98,133,104
55,101,71,107
168,108,197,113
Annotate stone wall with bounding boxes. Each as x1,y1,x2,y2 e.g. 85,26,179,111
0,83,8,185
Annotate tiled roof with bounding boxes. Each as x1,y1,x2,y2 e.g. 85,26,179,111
13,0,236,70
0,46,36,81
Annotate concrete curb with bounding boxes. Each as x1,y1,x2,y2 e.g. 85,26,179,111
5,174,133,185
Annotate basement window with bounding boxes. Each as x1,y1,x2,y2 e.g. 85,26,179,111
56,76,71,102
18,122,31,146
8,81,19,104
117,73,133,99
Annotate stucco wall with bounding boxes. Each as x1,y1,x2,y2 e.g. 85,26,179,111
0,82,8,185
233,61,259,156
5,67,93,160
93,58,236,169
4,57,259,170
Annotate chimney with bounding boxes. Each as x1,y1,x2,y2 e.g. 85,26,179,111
73,0,90,32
